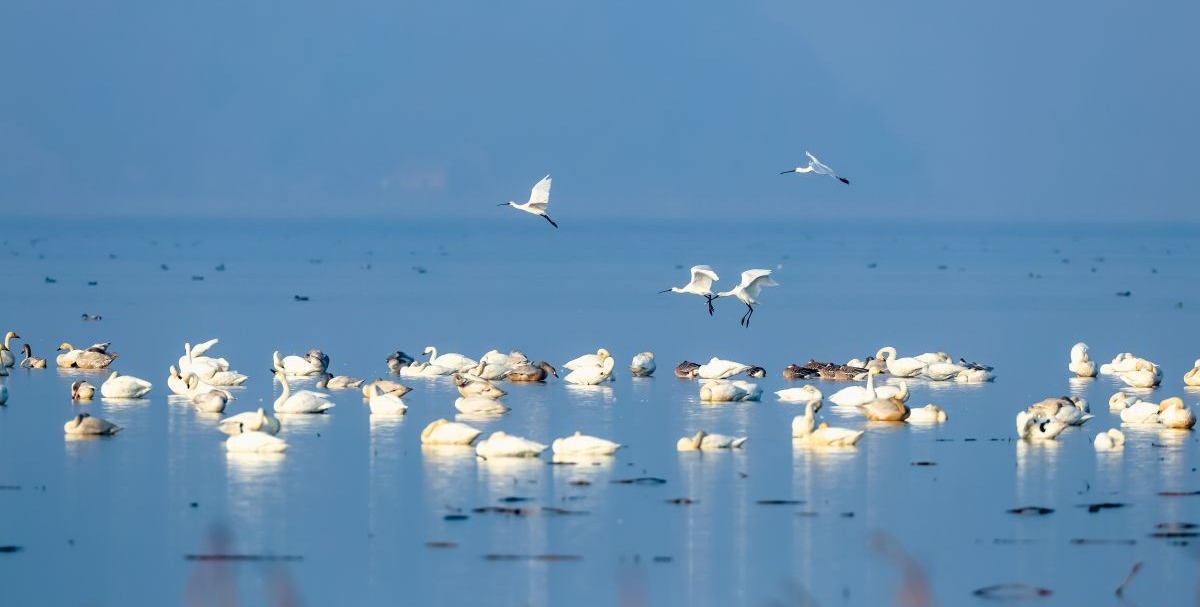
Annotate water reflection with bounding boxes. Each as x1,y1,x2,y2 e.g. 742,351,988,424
1068,377,1094,395
224,451,286,551
563,384,615,404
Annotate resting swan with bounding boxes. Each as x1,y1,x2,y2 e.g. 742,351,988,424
475,431,547,458
676,430,747,451
792,400,864,447
272,370,334,413
100,371,153,399
420,419,482,445
552,431,622,455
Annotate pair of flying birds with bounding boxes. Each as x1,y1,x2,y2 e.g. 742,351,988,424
499,151,848,228
660,266,777,328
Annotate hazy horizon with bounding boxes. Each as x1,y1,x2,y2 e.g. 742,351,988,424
2,0,1197,222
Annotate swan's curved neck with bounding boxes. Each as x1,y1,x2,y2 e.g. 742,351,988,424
276,374,290,407
800,402,817,436
426,347,438,362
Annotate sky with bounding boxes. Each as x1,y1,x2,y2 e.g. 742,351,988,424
2,0,1197,222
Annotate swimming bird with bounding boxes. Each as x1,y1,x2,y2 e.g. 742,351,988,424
1184,359,1200,387
1119,361,1161,388
398,360,455,377
70,380,95,400
660,265,720,315
563,357,617,385
954,367,995,383
368,384,408,415
1068,342,1097,377
1027,396,1092,426
272,350,326,376
454,395,510,416
218,408,281,436
190,389,229,413
1015,411,1068,441
857,395,910,422
1093,428,1126,451
56,342,118,369
420,419,482,445
475,431,548,458
385,351,416,374
453,373,507,398
271,370,335,414
714,269,778,327
564,348,611,371
780,151,849,184
793,400,864,447
100,371,153,399
696,357,750,380
316,372,365,390
225,428,288,453
499,174,557,228
361,379,412,399
905,404,948,423
775,385,823,403
745,366,767,378
166,366,191,395
0,332,18,367
674,361,701,379
828,369,908,407
1159,397,1196,430
675,430,747,451
423,346,477,372
699,379,761,402
1099,352,1155,375
630,352,656,377
874,346,926,378
914,351,953,365
782,363,821,380
1119,399,1160,425
64,413,121,435
504,361,558,382
18,344,46,369
922,362,967,381
183,374,233,401
1109,391,1137,411
552,431,622,456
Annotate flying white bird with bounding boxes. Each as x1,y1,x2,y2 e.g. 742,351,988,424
659,265,720,315
499,174,558,228
715,269,778,327
780,151,849,185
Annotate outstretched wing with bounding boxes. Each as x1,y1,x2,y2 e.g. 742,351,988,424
526,175,551,210
739,269,778,298
190,338,219,357
688,265,719,292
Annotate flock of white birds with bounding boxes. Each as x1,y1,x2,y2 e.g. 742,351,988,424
1,329,1196,458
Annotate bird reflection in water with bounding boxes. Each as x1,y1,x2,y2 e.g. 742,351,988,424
182,522,303,607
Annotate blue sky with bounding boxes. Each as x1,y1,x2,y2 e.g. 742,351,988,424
2,0,1197,221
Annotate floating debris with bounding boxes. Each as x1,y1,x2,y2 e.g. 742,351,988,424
413,266,427,274
215,263,225,272
568,480,592,487
972,583,1052,600
652,556,673,563
184,554,303,562
1069,539,1135,545
160,264,169,271
1149,531,1199,539
1007,506,1054,516
1116,561,1142,597
1158,490,1200,497
612,477,667,485
81,314,102,321
293,295,309,302
756,499,804,505
911,461,937,467
44,276,56,283
665,498,695,505
1115,291,1131,297
484,554,581,562
443,514,468,521
498,496,534,503
0,546,22,554
425,541,457,549
1155,522,1197,530
1079,502,1127,514
191,275,204,281
87,281,97,286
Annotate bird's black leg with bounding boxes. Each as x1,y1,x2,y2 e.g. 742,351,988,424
740,304,754,327
705,294,715,316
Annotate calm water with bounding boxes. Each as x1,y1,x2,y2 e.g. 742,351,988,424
1,217,1198,606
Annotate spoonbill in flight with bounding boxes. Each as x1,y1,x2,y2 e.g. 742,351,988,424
660,265,720,315
499,175,558,228
780,151,849,184
715,269,778,327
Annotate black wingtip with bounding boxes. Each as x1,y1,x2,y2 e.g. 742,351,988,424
839,177,850,185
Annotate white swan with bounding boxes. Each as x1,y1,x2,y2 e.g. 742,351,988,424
675,430,747,451
454,396,510,415
552,431,622,456
18,344,46,369
204,369,248,387
272,371,334,414
1027,397,1092,426
64,413,121,435
699,379,761,402
475,431,547,458
453,373,507,398
420,419,482,445
219,408,281,436
875,347,926,377
1119,399,1160,425
1016,411,1068,441
225,430,288,453
1119,362,1161,388
465,360,509,381
792,400,864,447
563,348,612,371
1109,391,1137,411
423,346,477,372
317,372,364,389
178,341,230,379
629,352,656,377
828,369,907,407
1184,359,1200,387
57,342,118,369
368,385,408,415
564,357,616,385
191,389,228,413
0,331,17,367
775,385,823,403
906,404,948,423
1159,397,1196,430
184,374,233,401
100,371,153,399
272,350,325,376
696,357,750,380
70,380,95,400
167,366,190,395
1068,342,1097,377
922,362,965,381
1094,428,1126,451
954,367,995,383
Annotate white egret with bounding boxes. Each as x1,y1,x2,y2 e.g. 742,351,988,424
780,151,849,184
714,269,778,327
499,175,558,228
660,265,720,315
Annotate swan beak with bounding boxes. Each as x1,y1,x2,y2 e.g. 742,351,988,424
496,203,508,206
779,170,794,175
657,289,672,294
